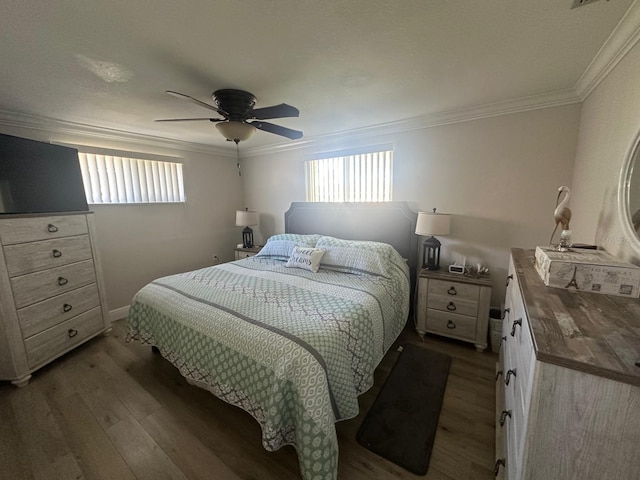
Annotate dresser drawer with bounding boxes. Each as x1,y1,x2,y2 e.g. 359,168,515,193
4,235,93,277
506,293,534,385
24,307,104,368
0,214,88,245
17,283,101,338
506,359,530,479
503,378,521,480
10,259,97,308
428,279,480,301
428,294,478,317
426,309,477,341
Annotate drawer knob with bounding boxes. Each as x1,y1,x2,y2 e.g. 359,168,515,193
447,286,457,295
63,303,73,313
499,409,512,426
446,302,457,311
52,249,62,258
446,320,456,329
510,318,522,337
500,335,507,347
68,328,78,338
47,223,59,233
494,458,506,476
505,274,513,286
57,276,69,286
501,307,510,320
505,368,517,385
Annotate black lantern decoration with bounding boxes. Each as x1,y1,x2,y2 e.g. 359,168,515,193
415,208,451,270
242,227,254,249
235,208,258,249
422,236,442,270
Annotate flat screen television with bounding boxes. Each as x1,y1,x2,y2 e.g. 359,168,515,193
0,133,88,215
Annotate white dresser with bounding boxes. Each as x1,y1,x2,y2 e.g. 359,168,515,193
0,212,110,387
496,249,640,479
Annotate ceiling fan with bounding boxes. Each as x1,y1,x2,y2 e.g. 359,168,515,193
156,89,303,143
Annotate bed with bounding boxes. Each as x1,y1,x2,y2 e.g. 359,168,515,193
126,202,418,480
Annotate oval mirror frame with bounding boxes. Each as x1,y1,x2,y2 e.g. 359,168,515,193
618,127,640,255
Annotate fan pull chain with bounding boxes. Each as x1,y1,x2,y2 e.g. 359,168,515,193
236,141,241,176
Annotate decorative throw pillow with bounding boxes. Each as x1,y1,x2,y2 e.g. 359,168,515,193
256,234,320,261
285,246,325,273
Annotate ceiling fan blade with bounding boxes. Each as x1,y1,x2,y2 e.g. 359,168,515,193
165,91,228,116
155,117,224,122
250,121,303,140
250,103,299,120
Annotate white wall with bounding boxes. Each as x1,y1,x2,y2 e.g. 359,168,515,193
3,35,636,321
242,104,581,305
0,126,243,313
570,40,640,265
0,100,585,314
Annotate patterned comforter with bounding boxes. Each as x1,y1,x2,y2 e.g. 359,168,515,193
126,255,409,479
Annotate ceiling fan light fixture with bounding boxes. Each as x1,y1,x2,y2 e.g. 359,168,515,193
216,121,256,142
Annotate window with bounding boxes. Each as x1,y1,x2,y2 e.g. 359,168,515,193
305,147,393,202
78,152,185,204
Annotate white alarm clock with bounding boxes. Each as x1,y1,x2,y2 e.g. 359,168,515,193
448,264,465,274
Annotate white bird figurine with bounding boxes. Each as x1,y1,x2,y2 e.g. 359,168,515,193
550,185,572,244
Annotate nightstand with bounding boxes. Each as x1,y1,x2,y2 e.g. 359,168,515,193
415,269,492,351
234,246,262,260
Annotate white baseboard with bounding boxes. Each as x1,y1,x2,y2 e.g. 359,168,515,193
108,305,130,322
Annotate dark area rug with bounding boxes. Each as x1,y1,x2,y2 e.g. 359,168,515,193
356,344,452,475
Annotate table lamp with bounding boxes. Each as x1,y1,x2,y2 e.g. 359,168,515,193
415,208,451,270
236,208,258,248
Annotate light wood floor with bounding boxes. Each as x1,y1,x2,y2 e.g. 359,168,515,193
0,320,498,480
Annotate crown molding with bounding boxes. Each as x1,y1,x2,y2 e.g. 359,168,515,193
0,89,580,160
241,89,581,157
575,0,640,100
0,110,234,157
0,88,579,160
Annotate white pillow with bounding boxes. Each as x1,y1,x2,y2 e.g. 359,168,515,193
315,236,402,277
256,233,320,261
285,246,325,273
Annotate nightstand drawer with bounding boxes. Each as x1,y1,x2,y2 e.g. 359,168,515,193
235,247,262,260
426,309,477,341
428,294,478,317
428,279,480,301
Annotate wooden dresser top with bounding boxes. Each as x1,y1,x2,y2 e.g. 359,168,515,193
512,248,640,386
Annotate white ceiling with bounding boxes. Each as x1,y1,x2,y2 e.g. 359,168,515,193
0,0,637,151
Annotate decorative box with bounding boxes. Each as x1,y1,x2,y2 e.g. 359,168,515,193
534,246,640,298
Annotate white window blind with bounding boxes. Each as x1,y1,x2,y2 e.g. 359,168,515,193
78,153,185,204
305,148,393,202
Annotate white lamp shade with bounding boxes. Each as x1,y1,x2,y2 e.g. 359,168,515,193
216,121,256,142
236,209,258,227
415,211,451,236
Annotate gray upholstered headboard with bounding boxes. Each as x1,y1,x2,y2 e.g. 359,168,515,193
284,201,418,276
